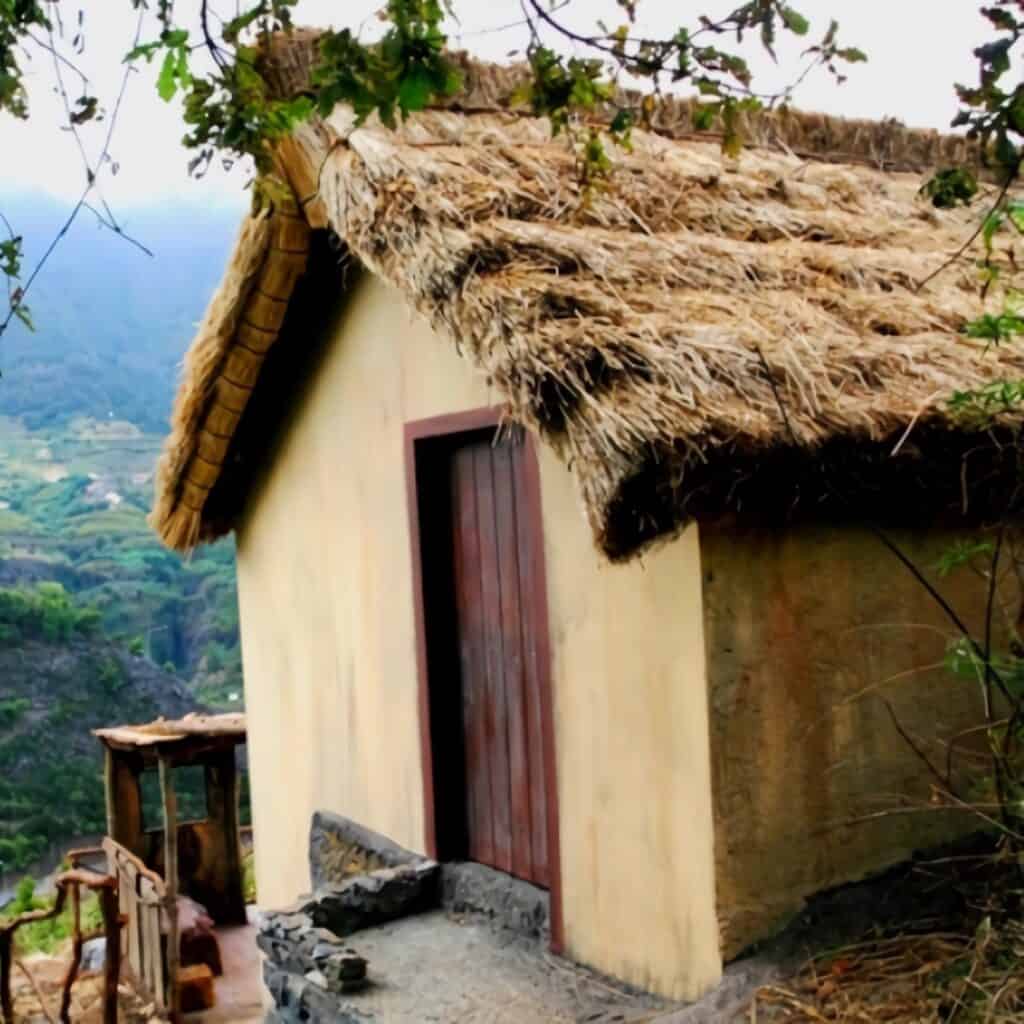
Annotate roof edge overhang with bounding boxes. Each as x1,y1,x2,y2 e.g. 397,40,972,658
151,42,1019,559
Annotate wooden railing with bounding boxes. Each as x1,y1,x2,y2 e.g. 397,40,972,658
0,854,120,1024
102,837,174,1017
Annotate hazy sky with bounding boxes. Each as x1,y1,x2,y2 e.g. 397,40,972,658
0,1,998,212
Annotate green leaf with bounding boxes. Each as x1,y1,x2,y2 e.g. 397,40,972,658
69,95,98,125
995,132,1019,172
982,210,1005,252
935,539,994,577
161,28,189,48
1008,200,1024,234
157,50,179,102
919,167,978,209
124,40,161,63
0,236,22,279
944,637,984,681
981,6,1019,32
13,303,33,332
692,104,716,131
780,7,810,36
610,109,633,134
175,48,191,90
963,312,1024,342
397,65,435,114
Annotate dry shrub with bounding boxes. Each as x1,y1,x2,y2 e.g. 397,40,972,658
753,851,1024,1023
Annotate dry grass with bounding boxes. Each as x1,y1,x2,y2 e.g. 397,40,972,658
751,857,1024,1023
154,46,1024,557
9,953,159,1023
150,201,309,551
310,100,1024,559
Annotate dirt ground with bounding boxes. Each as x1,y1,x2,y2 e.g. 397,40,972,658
8,927,263,1024
8,954,159,1023
12,837,1016,1024
661,835,1024,1024
325,909,670,1024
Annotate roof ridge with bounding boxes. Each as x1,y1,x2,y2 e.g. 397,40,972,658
259,29,981,177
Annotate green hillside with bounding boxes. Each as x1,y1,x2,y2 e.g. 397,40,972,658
0,193,249,873
0,582,200,873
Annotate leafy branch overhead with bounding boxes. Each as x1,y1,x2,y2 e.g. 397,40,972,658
0,0,1018,335
3,1,867,178
0,0,868,329
137,0,868,177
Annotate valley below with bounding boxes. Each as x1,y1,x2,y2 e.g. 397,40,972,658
0,192,247,886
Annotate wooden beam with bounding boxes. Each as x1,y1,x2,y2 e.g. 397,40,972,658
103,747,115,837
158,757,181,1021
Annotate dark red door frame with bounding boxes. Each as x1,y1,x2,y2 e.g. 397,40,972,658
403,406,565,953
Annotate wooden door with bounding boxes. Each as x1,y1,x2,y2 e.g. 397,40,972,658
448,429,550,887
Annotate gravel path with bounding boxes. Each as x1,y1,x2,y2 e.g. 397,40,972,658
333,910,671,1023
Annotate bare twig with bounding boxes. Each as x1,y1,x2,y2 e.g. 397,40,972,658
520,0,839,106
878,694,957,796
0,7,149,340
917,170,1019,293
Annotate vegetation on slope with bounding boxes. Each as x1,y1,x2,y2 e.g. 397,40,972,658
0,195,249,878
0,582,202,874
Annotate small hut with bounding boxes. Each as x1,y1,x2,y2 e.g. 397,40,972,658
150,37,1023,1003
93,713,247,1017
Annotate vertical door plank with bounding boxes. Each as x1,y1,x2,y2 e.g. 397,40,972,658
513,442,550,887
473,441,513,875
492,434,534,882
451,445,493,867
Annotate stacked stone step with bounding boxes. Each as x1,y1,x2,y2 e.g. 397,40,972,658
259,910,371,1023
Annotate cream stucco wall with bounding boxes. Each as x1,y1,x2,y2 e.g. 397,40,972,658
236,272,721,1000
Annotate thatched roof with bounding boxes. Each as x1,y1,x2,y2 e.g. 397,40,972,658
152,39,1024,560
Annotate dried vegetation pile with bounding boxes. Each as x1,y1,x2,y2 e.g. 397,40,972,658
752,853,1024,1023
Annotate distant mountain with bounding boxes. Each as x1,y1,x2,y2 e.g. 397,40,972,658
0,192,243,432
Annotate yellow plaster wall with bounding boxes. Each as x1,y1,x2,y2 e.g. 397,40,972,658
235,272,722,1000
701,524,1002,958
539,504,721,1000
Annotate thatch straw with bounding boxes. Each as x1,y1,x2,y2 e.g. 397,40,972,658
151,194,309,549
260,34,982,177
153,41,1024,556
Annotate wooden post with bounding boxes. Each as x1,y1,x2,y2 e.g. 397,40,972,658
58,883,82,1023
99,884,120,1024
103,746,116,837
205,750,246,922
0,930,12,1024
158,756,180,1021
107,750,144,855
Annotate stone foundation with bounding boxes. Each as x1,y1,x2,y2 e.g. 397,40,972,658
260,912,371,1023
441,861,550,940
260,812,556,1022
260,812,439,1023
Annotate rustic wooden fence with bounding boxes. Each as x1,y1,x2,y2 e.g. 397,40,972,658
102,837,172,1015
0,855,120,1024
